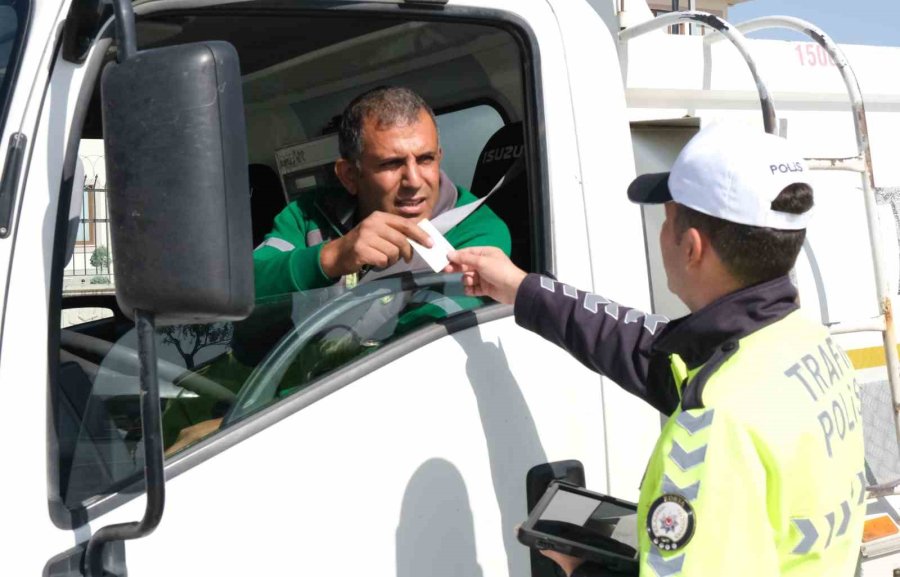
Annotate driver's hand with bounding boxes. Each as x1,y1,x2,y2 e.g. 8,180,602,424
444,246,527,305
319,212,434,278
165,418,223,457
541,550,587,577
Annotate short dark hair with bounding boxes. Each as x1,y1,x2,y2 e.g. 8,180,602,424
673,183,814,287
338,86,437,162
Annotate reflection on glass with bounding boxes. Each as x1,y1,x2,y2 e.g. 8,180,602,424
0,2,25,132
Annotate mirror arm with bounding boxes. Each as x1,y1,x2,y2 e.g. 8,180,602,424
111,0,136,62
85,310,166,577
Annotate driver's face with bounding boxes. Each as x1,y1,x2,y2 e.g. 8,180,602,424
343,109,442,222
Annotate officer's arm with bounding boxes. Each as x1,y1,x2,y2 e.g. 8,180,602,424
514,273,677,413
641,408,778,577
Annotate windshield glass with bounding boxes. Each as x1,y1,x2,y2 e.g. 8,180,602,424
57,273,488,509
0,1,28,133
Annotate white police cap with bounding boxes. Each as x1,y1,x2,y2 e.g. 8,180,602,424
628,123,812,230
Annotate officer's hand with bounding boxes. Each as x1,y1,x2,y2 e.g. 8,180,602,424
320,211,433,278
541,550,586,577
445,246,527,305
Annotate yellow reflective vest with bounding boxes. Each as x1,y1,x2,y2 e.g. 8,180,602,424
638,310,864,576
515,274,865,577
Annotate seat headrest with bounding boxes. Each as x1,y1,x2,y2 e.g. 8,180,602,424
249,163,287,247
249,164,283,197
470,122,524,198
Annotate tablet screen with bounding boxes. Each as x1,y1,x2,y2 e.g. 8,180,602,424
533,486,638,557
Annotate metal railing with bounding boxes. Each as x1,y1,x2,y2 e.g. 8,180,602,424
618,10,777,134
63,177,115,294
704,16,900,449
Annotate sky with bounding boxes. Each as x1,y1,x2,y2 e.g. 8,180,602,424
728,0,900,47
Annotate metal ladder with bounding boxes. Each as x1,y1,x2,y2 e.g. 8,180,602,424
619,13,900,450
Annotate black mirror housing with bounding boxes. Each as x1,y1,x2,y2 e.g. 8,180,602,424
101,41,253,324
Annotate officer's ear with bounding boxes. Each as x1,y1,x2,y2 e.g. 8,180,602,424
683,227,706,269
335,158,359,196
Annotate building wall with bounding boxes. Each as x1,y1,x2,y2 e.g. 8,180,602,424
646,0,741,19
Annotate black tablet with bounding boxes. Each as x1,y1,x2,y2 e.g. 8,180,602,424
517,481,639,573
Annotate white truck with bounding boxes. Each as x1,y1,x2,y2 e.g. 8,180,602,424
3,0,900,575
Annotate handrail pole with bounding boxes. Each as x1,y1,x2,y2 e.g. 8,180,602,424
619,11,777,134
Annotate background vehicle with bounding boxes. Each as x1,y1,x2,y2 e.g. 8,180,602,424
1,0,899,575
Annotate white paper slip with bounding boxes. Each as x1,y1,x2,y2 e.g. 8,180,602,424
409,218,454,273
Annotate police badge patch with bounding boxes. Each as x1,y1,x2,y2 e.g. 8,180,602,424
647,494,695,551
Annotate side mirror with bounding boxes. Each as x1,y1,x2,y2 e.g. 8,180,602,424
80,7,253,574
101,41,253,324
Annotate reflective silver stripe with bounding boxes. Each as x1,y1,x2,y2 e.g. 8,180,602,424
583,293,605,313
256,237,295,252
624,309,643,324
676,410,715,435
603,301,620,320
662,475,700,501
583,293,620,320
824,511,836,548
836,501,851,537
562,284,578,299
305,230,323,246
668,441,707,471
644,313,669,335
540,276,555,292
792,518,819,554
647,550,684,577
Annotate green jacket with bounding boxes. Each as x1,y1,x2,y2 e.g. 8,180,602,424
253,184,511,298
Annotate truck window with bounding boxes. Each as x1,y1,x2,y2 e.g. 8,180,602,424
0,0,28,136
51,8,541,518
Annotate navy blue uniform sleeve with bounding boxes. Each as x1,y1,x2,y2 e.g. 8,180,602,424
514,273,679,414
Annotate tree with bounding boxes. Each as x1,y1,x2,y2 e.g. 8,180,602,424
90,246,110,271
160,323,234,370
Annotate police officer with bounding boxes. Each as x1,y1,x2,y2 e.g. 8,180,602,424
446,123,865,576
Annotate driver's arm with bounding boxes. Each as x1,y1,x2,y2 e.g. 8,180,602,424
255,201,434,298
254,200,337,297
164,418,222,457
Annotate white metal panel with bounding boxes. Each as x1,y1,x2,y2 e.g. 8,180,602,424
0,2,93,574
98,318,608,577
0,0,72,344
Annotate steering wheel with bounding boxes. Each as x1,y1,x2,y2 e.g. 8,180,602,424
221,271,465,426
60,328,237,403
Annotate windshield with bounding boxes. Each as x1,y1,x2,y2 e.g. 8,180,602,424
57,272,488,509
0,1,28,134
